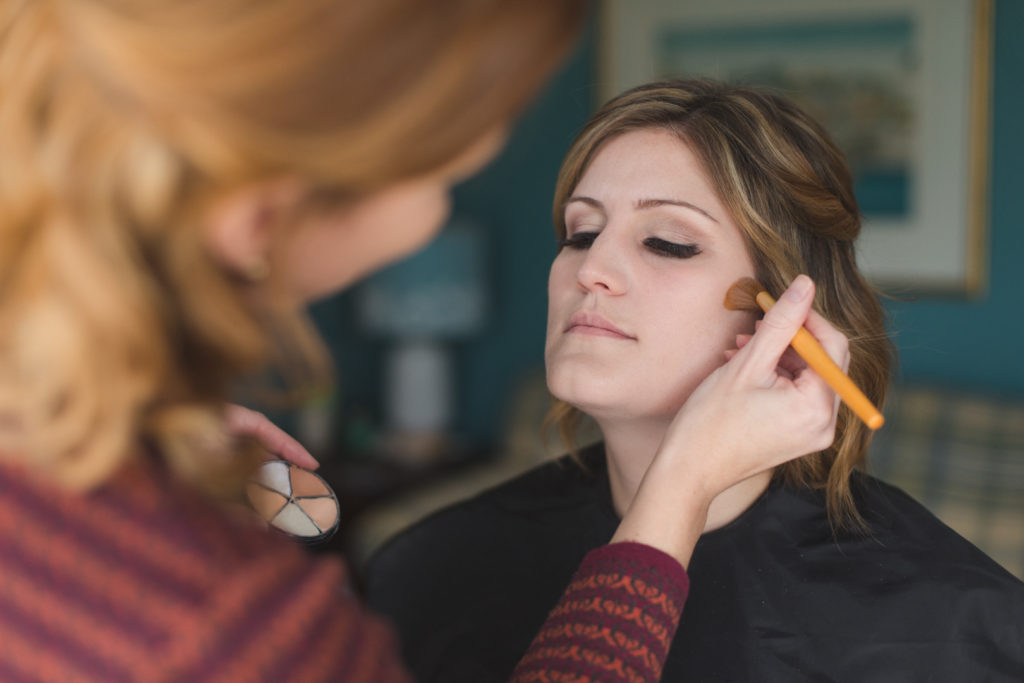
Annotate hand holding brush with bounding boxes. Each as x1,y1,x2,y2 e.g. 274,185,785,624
724,276,884,430
615,274,850,565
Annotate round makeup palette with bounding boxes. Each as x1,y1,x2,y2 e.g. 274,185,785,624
247,461,340,545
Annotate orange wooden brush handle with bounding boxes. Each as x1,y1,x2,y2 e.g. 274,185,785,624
756,292,884,430
790,328,884,430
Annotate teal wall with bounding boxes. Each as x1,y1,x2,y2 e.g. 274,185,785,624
323,0,1024,449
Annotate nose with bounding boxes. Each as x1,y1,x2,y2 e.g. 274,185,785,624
576,231,627,295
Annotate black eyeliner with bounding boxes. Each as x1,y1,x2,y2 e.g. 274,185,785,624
557,232,598,249
643,237,701,258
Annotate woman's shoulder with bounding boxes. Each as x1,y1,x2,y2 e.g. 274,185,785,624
698,473,1024,675
849,472,1024,593
755,471,1024,601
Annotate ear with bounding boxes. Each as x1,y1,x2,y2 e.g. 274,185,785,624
203,179,306,279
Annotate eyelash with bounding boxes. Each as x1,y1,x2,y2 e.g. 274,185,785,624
557,232,597,250
644,237,702,259
558,232,702,259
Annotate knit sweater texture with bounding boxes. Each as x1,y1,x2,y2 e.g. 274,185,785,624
0,458,687,682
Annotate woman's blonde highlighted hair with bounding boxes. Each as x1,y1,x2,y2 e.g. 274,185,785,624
0,0,586,493
549,79,894,530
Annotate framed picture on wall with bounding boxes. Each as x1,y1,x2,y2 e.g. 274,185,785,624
599,0,991,295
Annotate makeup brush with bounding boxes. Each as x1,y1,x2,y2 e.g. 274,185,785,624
724,277,884,430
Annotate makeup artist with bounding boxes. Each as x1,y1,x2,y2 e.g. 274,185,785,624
0,2,858,681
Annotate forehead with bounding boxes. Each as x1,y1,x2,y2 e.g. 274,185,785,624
576,128,715,195
567,127,755,260
567,128,734,235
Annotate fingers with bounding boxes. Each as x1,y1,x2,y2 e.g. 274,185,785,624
723,275,849,440
738,275,816,379
730,277,850,385
224,404,320,470
796,309,850,432
802,307,851,373
780,310,847,446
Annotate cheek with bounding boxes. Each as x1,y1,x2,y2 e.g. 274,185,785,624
544,269,561,354
545,257,576,333
656,290,755,350
644,289,756,396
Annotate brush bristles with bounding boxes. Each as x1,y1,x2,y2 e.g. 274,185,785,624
723,277,768,312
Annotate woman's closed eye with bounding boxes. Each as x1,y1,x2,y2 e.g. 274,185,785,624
557,231,598,250
643,237,701,258
558,232,702,259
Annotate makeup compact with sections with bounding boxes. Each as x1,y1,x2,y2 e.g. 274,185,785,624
246,460,341,545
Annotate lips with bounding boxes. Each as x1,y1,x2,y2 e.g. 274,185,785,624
565,312,635,339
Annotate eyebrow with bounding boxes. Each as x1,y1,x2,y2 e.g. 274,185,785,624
564,196,719,224
634,198,719,223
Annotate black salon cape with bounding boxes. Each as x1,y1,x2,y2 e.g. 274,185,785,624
366,443,1024,682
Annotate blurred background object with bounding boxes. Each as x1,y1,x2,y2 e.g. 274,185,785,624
357,217,489,463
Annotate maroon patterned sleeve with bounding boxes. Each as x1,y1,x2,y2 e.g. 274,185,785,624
510,542,689,683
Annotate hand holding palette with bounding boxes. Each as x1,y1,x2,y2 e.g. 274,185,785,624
246,460,340,545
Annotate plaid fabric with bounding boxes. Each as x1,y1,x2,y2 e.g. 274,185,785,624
869,385,1024,580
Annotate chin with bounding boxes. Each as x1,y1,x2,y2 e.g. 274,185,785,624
547,380,618,419
546,363,598,404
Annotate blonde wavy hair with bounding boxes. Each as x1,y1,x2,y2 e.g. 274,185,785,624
0,0,586,494
548,79,894,530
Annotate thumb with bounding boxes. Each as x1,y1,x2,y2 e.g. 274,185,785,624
744,275,815,374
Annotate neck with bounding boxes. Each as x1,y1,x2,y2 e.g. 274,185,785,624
598,416,773,533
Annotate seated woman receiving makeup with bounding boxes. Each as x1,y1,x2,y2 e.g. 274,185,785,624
366,79,1024,682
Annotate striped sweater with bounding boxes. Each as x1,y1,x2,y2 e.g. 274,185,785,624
0,459,687,682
